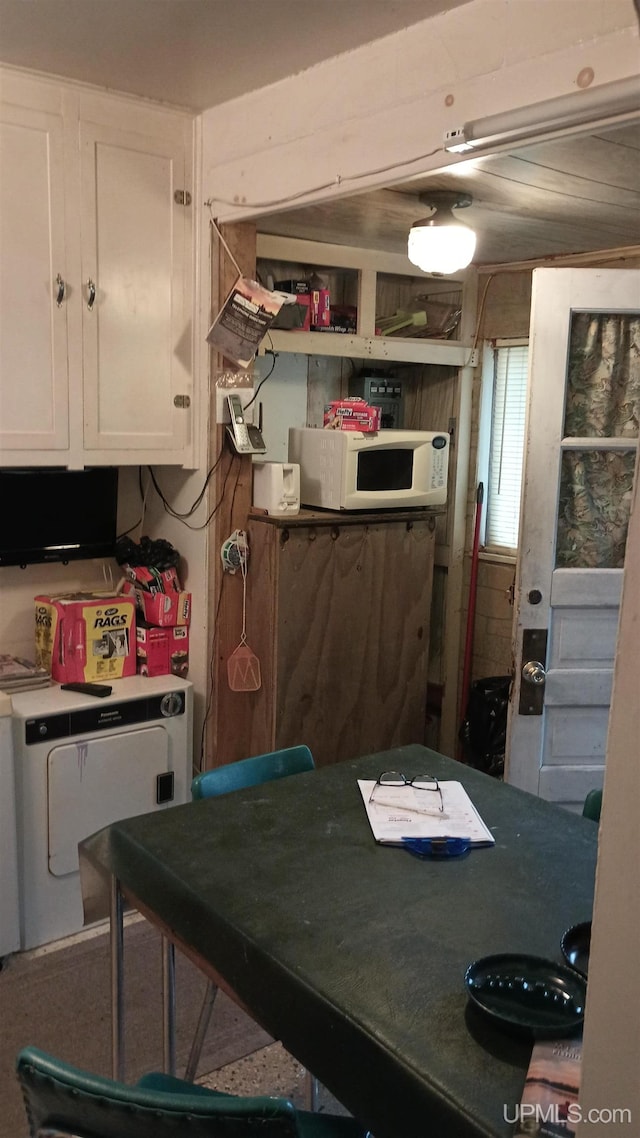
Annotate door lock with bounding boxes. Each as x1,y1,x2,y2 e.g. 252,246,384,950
519,629,548,715
522,660,546,685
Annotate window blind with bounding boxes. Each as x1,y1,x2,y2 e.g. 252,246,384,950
485,345,528,550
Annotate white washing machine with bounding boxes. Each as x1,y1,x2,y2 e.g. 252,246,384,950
0,690,20,957
12,675,193,950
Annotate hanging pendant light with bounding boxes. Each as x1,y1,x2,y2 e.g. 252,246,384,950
407,191,476,275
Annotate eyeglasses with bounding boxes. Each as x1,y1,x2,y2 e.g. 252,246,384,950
369,771,444,813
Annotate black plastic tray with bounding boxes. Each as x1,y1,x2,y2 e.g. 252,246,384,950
465,953,586,1038
561,921,591,978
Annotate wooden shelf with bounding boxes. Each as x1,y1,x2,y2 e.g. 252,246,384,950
249,506,443,528
265,329,476,366
257,233,476,368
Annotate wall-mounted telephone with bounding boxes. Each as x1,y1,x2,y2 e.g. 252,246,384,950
226,393,266,454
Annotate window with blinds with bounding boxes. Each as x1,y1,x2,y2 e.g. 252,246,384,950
483,343,529,551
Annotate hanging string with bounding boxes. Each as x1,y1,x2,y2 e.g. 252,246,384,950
206,203,244,279
239,541,248,647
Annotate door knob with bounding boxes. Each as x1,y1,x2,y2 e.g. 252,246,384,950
522,660,546,685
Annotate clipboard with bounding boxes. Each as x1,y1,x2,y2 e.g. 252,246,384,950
357,779,495,847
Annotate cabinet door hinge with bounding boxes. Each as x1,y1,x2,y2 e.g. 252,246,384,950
174,394,191,408
174,190,192,206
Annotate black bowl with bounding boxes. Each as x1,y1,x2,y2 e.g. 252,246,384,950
465,953,586,1038
561,921,591,978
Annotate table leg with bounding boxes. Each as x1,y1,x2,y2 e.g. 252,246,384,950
306,1071,321,1112
162,935,177,1075
109,875,125,1081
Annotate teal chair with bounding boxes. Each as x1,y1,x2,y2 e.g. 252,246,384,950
16,1046,368,1138
191,745,315,801
186,746,316,1084
582,788,602,822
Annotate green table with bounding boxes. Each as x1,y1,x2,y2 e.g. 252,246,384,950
79,745,596,1138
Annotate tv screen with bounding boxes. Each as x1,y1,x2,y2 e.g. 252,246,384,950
0,468,119,567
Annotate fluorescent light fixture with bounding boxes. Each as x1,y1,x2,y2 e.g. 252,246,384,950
444,75,640,153
407,191,476,275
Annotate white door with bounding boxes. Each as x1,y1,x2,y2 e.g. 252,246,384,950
0,102,69,455
79,119,192,458
506,267,640,808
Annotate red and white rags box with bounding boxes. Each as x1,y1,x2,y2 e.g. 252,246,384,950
323,398,381,432
136,623,190,678
34,593,137,683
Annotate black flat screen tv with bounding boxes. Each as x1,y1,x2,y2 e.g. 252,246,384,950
0,467,119,567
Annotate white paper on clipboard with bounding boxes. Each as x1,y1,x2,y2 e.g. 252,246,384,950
357,779,495,846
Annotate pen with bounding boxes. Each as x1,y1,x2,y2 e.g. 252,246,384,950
401,836,471,859
373,797,449,819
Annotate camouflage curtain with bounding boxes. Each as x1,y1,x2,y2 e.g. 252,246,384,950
556,313,640,569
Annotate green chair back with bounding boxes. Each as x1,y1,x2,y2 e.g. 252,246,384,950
582,788,602,822
17,1047,366,1138
191,745,314,800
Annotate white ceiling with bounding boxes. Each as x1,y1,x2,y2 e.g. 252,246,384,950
0,0,469,111
1,0,638,265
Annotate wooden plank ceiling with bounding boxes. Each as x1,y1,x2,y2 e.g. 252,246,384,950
257,123,640,266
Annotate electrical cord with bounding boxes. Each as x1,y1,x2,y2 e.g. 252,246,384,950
148,446,241,531
204,145,443,212
146,440,227,527
243,347,277,411
115,467,151,540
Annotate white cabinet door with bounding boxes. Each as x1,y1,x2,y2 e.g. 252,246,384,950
79,119,192,458
0,102,69,454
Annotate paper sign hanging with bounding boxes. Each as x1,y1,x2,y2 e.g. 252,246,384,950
206,276,287,368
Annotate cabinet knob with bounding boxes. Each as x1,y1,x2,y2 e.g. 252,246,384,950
55,274,66,307
86,279,96,310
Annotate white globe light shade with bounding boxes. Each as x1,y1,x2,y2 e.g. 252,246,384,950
408,218,476,275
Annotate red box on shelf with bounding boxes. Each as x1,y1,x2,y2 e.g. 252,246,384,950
310,288,331,329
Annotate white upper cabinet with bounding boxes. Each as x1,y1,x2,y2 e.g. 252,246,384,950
0,69,194,467
0,98,70,454
79,115,192,457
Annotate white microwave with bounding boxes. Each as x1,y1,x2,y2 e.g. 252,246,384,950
288,427,449,511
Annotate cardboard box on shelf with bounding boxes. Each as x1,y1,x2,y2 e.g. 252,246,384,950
34,593,136,683
273,279,310,294
323,398,381,432
328,305,357,333
136,623,189,678
272,296,310,331
310,288,331,329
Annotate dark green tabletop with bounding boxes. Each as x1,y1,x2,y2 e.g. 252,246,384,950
80,745,596,1138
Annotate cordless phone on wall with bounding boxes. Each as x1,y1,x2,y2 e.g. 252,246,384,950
226,393,267,454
